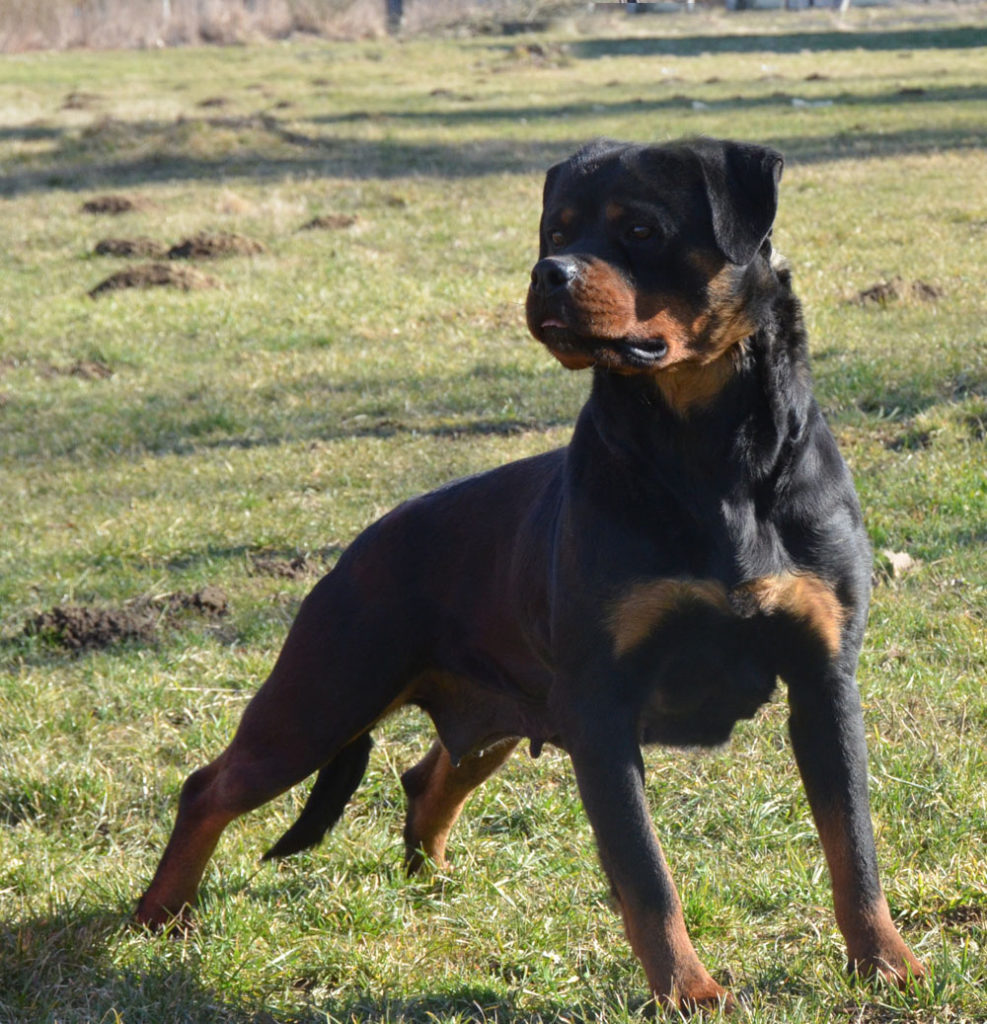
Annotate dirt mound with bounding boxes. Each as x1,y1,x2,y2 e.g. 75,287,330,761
62,90,102,110
29,604,158,650
853,277,945,306
299,214,357,232
909,279,945,303
855,280,900,306
38,359,114,380
81,194,148,215
26,587,228,652
167,231,266,259
70,359,114,380
89,262,219,298
500,40,570,68
251,554,317,580
94,237,167,258
165,585,229,616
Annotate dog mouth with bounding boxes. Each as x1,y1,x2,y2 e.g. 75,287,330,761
617,337,670,367
538,320,669,370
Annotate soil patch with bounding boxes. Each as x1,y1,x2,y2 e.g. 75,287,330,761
25,587,228,652
298,214,357,232
250,554,318,580
62,90,102,110
501,41,570,68
855,279,900,305
909,279,945,302
81,194,149,215
40,359,114,381
936,904,986,927
70,359,114,380
167,231,266,259
89,262,219,298
853,277,945,306
94,237,167,258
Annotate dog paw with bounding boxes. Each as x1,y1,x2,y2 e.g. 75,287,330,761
656,978,735,1016
134,895,193,934
849,944,926,988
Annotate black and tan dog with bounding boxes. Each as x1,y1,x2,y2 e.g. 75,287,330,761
137,137,924,1011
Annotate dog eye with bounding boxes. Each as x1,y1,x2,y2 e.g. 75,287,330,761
629,225,653,241
548,229,565,247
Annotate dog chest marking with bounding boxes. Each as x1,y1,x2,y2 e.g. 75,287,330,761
736,572,845,657
609,578,731,657
609,572,844,659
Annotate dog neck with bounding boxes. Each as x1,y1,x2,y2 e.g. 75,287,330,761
650,344,748,417
585,267,813,485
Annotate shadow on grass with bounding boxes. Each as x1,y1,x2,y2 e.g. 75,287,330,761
14,338,987,466
567,24,987,58
325,990,646,1024
0,908,260,1024
1,109,984,197
827,370,987,423
2,405,574,463
2,362,579,462
8,348,986,466
1,18,985,197
0,907,630,1023
309,82,987,128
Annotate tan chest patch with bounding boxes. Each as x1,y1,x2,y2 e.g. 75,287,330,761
609,573,845,659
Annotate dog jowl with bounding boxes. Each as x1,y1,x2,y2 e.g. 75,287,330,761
137,137,924,1012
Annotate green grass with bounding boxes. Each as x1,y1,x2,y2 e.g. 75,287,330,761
1,6,985,1022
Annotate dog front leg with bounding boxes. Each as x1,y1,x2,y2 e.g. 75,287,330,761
787,673,924,985
567,719,732,1013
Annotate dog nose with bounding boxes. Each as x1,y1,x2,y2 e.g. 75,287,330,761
530,257,578,296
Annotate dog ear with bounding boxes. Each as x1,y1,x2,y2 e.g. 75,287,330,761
695,139,784,265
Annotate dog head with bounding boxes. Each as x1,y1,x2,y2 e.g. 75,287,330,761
525,137,783,410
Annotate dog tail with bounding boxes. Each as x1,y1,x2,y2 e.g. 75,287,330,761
262,732,373,861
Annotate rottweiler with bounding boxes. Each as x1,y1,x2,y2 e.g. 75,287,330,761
137,136,924,1012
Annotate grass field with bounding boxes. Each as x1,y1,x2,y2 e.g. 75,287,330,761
1,6,985,1022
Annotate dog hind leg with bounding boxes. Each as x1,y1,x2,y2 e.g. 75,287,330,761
137,573,416,928
401,738,518,872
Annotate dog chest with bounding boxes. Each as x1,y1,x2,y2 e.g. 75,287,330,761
607,572,844,747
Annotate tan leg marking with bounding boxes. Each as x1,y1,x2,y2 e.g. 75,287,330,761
614,824,734,1013
401,739,518,872
815,809,925,986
